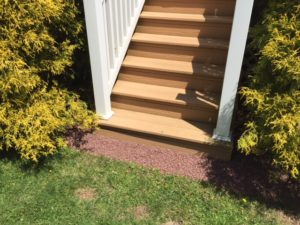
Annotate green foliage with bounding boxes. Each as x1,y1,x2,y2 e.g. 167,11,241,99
0,0,96,162
238,1,300,178
0,149,291,225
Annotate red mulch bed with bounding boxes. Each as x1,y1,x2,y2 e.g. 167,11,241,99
68,130,300,216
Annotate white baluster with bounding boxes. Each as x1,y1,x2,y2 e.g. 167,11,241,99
109,0,119,58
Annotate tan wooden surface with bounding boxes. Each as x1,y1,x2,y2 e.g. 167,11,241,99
101,0,235,159
119,68,223,92
143,0,236,16
101,108,215,144
140,11,233,23
132,32,229,49
123,56,225,78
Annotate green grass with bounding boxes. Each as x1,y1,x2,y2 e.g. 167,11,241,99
0,149,290,225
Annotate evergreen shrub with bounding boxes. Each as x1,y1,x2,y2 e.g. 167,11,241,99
0,0,96,162
238,1,300,178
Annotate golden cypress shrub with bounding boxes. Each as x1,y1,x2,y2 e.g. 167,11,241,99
238,1,300,178
0,0,96,161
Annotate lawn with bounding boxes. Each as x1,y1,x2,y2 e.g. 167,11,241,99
0,149,294,225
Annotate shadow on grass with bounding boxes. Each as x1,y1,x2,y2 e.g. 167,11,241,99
204,151,300,217
206,91,300,217
0,147,71,174
0,127,94,175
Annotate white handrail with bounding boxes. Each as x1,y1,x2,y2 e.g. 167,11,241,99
83,0,145,119
213,0,254,141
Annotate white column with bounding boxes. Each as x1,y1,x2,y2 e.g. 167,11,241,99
83,0,113,119
213,0,254,141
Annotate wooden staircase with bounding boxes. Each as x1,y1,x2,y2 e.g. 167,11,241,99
101,0,236,160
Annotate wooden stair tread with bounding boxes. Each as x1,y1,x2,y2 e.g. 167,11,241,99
101,108,222,146
132,33,229,49
113,80,219,110
123,56,225,78
140,11,233,24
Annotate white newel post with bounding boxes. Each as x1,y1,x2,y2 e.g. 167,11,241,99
83,0,113,119
213,0,254,141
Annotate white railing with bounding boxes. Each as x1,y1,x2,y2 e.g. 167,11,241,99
83,0,145,119
213,0,255,141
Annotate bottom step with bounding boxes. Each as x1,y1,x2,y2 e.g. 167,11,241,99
100,109,232,160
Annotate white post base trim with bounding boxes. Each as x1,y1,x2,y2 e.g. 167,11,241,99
99,111,114,120
213,129,232,142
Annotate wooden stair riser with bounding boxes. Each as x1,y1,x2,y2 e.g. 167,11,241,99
137,19,232,39
123,56,225,78
113,80,220,109
100,128,232,161
140,12,233,24
132,33,230,49
144,0,236,17
119,68,223,93
111,95,218,123
128,42,228,65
